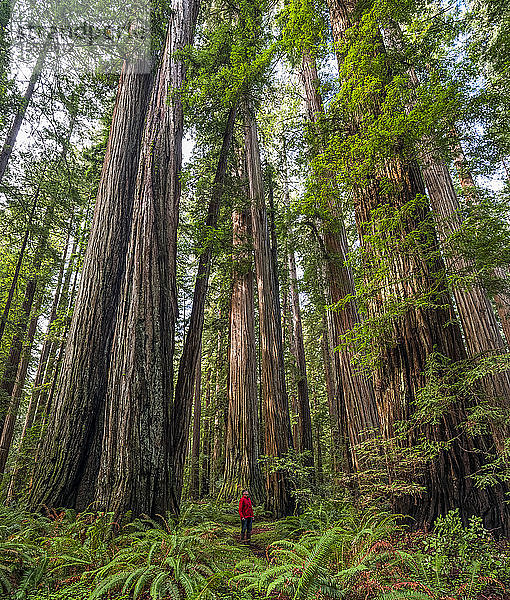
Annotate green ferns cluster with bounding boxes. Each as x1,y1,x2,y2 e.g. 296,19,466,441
1,502,510,599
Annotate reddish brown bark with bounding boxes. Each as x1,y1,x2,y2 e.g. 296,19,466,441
326,0,510,533
28,59,152,511
96,1,200,517
381,22,510,451
220,205,264,503
245,105,294,517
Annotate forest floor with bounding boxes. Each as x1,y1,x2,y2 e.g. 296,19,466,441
1,500,510,599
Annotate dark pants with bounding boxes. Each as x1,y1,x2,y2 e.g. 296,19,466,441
241,517,253,536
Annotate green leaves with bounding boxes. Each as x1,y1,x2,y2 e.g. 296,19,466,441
277,0,329,64
89,523,227,600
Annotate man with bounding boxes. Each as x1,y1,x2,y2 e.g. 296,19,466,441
239,489,254,541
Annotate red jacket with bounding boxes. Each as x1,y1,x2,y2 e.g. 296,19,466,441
239,496,254,519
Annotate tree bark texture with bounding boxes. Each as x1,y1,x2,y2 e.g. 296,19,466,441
245,106,294,517
171,104,236,504
96,0,200,517
381,23,510,451
220,206,264,503
28,60,152,512
300,51,379,463
326,0,510,533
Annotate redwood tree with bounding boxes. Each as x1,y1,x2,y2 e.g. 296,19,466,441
220,202,264,503
381,22,510,452
95,0,200,517
28,58,152,511
324,0,510,533
245,105,294,517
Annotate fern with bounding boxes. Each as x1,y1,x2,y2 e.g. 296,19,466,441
90,522,229,599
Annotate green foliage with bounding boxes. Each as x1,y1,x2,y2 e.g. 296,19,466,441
379,510,510,599
277,0,329,63
90,524,224,600
234,506,399,599
259,449,316,511
1,504,510,599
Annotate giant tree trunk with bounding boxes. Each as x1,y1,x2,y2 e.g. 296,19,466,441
171,104,236,504
96,1,200,517
28,59,152,511
300,51,379,466
326,0,510,533
381,23,510,451
245,106,294,517
220,206,264,503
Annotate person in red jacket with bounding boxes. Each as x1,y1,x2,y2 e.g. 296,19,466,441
239,489,254,541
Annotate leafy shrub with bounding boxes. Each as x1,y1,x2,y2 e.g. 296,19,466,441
372,510,510,599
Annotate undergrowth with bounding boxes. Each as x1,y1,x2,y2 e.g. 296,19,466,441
0,501,509,599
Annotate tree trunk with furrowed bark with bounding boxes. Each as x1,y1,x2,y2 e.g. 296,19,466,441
245,105,294,517
95,0,200,517
381,21,510,452
326,0,510,534
28,59,152,512
220,205,264,503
